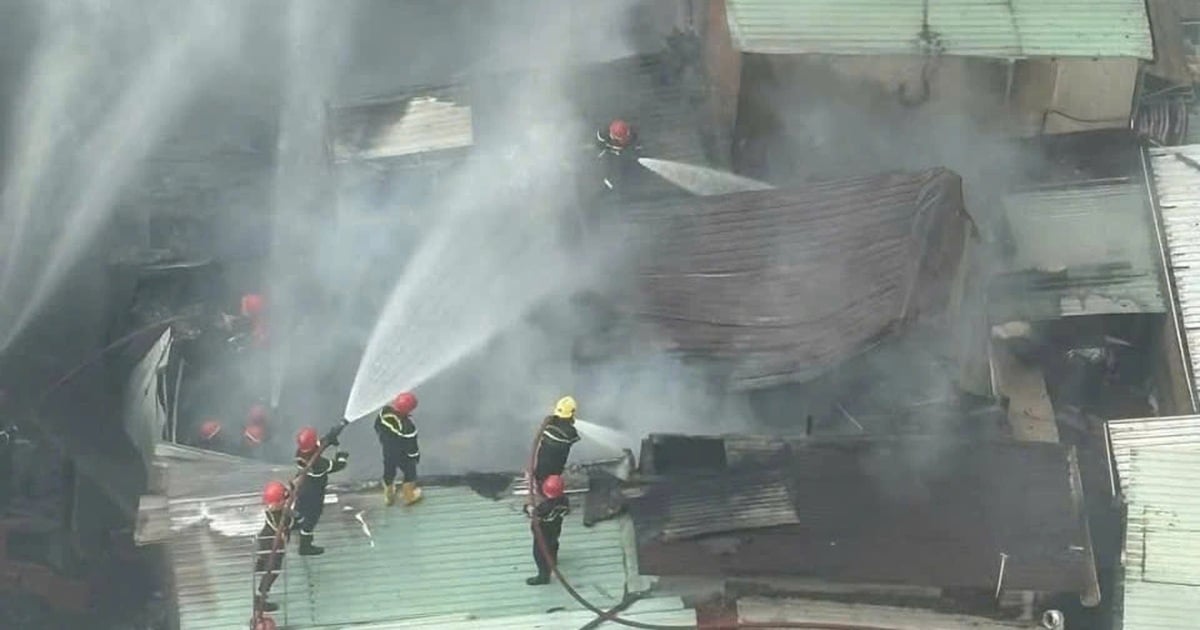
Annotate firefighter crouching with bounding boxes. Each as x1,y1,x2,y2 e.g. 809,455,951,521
375,391,422,506
526,474,569,585
254,481,291,613
533,396,580,494
293,427,349,556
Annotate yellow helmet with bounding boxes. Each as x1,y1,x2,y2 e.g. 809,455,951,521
553,396,577,419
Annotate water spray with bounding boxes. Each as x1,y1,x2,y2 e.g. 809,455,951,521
637,158,774,197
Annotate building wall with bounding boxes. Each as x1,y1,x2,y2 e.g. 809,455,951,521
702,0,742,139
1013,58,1140,136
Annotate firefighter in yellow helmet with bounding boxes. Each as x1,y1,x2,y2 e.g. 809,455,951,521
532,396,580,495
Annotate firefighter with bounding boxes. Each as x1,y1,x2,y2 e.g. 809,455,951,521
374,391,422,506
525,474,569,585
242,404,270,458
533,396,580,494
293,427,349,556
0,423,13,514
594,119,642,194
254,480,291,613
596,119,639,156
196,418,230,453
220,293,268,349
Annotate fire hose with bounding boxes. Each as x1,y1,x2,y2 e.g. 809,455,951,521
525,428,910,630
250,419,348,629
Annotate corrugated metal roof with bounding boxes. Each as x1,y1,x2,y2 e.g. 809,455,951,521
170,485,646,630
326,596,694,629
1113,444,1200,630
631,168,970,390
991,182,1165,322
737,596,1040,629
724,0,1154,59
628,469,800,543
330,85,472,163
1108,416,1200,466
1149,146,1200,401
631,438,1099,598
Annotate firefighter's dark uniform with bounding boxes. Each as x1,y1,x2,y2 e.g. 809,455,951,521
254,505,289,612
594,129,642,195
527,495,570,585
293,449,348,555
374,406,421,505
0,426,13,513
533,417,579,488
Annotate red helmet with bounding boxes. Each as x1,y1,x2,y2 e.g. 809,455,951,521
541,475,565,499
296,427,319,453
248,404,269,424
244,423,266,445
241,293,265,317
608,119,632,146
262,481,287,507
390,392,417,415
199,419,223,441
254,615,278,630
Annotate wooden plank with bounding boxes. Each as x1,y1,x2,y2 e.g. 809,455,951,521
992,340,1060,443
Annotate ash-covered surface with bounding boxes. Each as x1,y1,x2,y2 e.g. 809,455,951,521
628,168,971,390
628,437,1098,598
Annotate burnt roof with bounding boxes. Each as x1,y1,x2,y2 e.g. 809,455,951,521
626,436,1099,600
629,168,971,390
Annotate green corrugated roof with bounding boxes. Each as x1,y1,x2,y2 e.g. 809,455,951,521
1115,445,1200,630
170,485,649,629
725,0,1153,59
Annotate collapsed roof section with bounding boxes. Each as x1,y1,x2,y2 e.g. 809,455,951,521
629,168,972,390
626,435,1100,604
328,84,474,165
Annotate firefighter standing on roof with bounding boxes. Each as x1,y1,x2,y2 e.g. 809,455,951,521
526,474,569,585
254,481,290,613
293,427,348,556
375,392,422,506
533,396,580,494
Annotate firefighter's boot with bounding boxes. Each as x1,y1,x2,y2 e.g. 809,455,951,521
255,596,279,613
402,482,423,506
526,574,551,586
298,532,324,556
383,483,397,507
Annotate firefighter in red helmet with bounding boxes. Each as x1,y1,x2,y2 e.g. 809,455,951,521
195,418,230,453
293,427,348,555
594,119,642,193
254,481,291,613
375,392,422,506
525,474,569,585
597,119,638,155
220,293,268,350
242,404,270,458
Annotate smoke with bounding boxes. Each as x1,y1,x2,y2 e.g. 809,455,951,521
0,0,250,349
212,0,735,474
727,54,1032,447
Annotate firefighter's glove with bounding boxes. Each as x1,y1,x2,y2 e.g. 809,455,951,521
522,504,532,518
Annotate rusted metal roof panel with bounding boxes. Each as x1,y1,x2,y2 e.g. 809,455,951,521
725,0,1153,59
630,168,970,390
630,438,1099,599
737,596,1042,629
628,469,799,542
